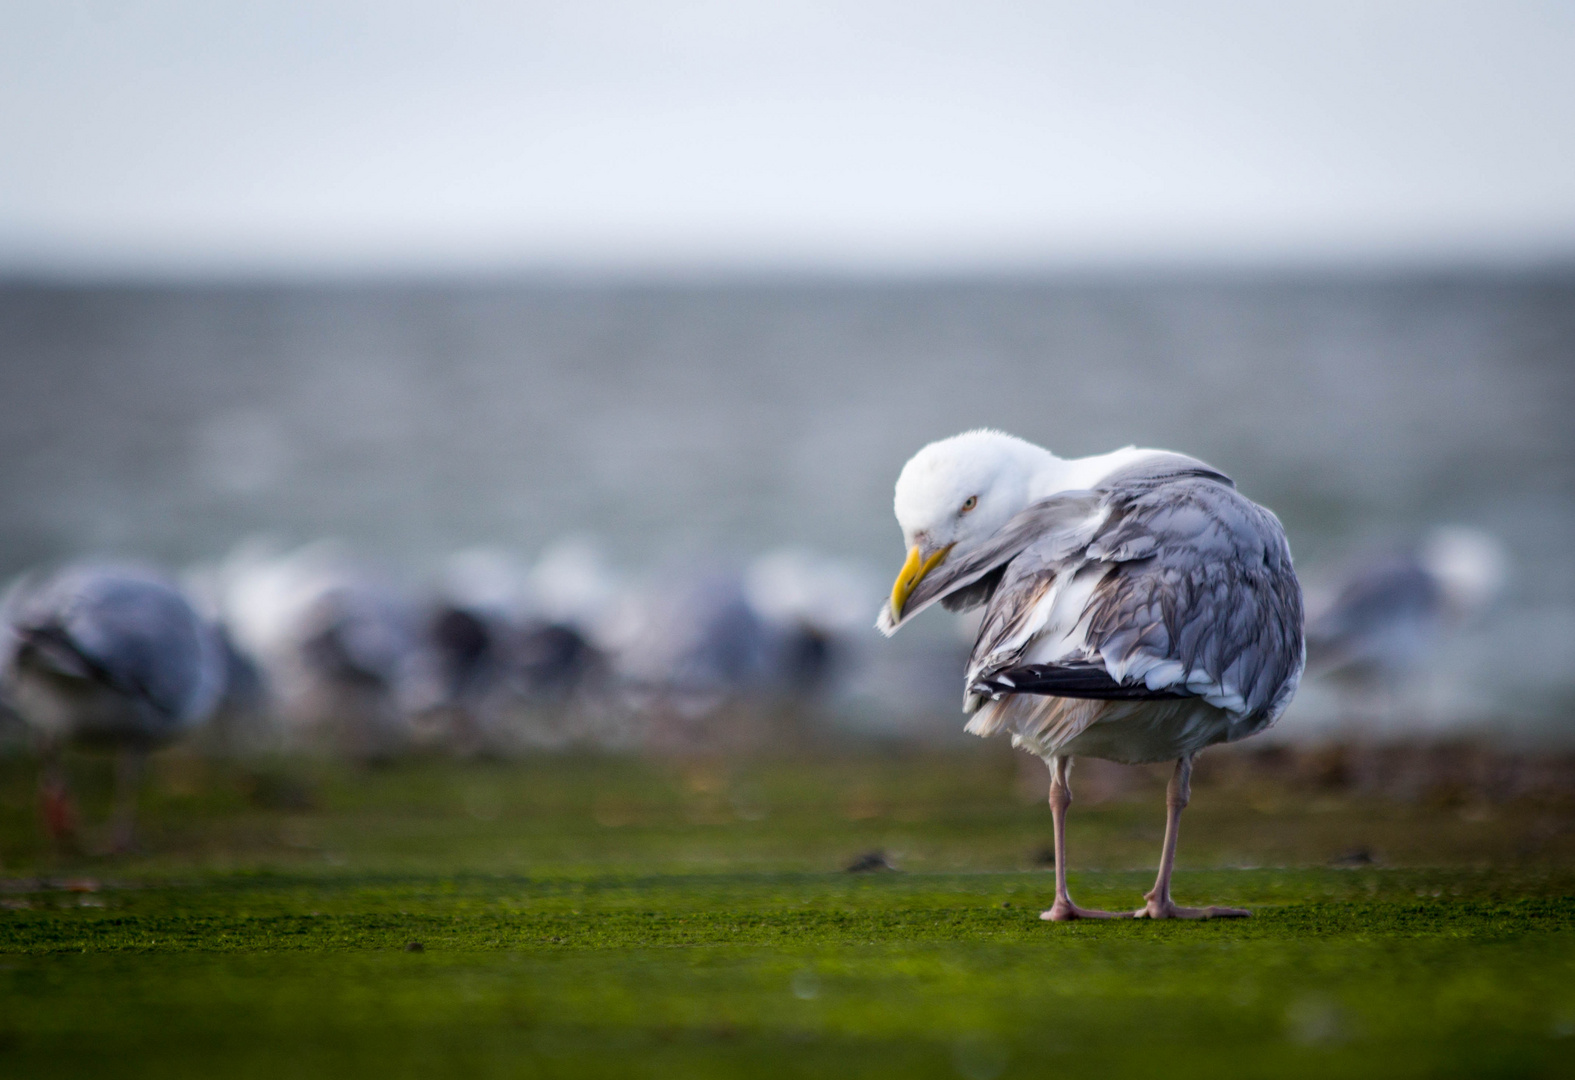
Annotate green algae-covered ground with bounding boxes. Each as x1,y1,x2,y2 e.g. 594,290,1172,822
0,744,1572,1078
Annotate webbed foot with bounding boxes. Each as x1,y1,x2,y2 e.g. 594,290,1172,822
1041,899,1133,921
1133,898,1250,920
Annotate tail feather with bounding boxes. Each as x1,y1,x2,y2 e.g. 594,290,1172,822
965,693,1105,758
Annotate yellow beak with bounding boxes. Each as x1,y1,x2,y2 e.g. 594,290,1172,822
889,543,954,622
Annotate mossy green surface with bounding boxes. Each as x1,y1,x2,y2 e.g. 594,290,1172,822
1,745,1572,1077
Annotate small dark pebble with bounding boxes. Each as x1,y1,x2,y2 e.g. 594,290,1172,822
844,851,895,873
404,941,425,953
1331,848,1376,867
1000,902,1012,909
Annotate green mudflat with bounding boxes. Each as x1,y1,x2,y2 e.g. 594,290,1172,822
0,743,1572,1078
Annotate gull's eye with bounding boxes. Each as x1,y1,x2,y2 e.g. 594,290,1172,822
960,495,978,513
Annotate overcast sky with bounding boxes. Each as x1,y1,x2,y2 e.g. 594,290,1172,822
2,1,1573,275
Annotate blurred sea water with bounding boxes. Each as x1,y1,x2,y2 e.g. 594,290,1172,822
0,272,1571,734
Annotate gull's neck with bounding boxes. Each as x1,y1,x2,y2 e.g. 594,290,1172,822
1027,445,1157,498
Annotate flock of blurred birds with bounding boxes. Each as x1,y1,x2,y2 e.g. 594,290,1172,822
0,525,1507,848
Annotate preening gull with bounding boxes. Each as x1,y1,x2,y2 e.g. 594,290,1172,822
878,431,1304,920
0,563,225,850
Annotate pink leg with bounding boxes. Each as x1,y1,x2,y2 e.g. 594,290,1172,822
38,749,79,850
1134,756,1250,920
1041,756,1130,922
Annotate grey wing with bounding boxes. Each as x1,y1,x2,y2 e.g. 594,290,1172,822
1094,451,1235,491
967,477,1304,725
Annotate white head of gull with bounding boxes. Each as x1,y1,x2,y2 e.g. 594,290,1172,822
1418,526,1506,618
878,430,1305,921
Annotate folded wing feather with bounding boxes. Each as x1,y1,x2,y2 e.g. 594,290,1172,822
963,474,1303,727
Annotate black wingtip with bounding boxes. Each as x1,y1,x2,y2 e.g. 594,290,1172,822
972,661,1194,702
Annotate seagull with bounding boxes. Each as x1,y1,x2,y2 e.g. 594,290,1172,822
614,552,875,724
1306,526,1506,690
745,548,879,698
413,601,504,751
613,566,774,711
219,541,417,759
877,431,1304,920
0,563,225,850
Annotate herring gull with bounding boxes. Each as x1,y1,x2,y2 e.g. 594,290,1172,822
1306,526,1505,689
219,541,418,759
0,563,225,850
877,431,1304,920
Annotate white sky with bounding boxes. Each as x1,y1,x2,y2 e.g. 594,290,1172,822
2,1,1573,274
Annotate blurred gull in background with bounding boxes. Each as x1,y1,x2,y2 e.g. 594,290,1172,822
184,537,891,757
519,540,619,689
413,545,613,752
408,548,529,753
412,597,507,753
612,563,774,721
744,548,880,699
1305,526,1508,724
605,548,877,745
526,539,626,647
437,547,536,626
0,563,225,850
217,541,420,760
